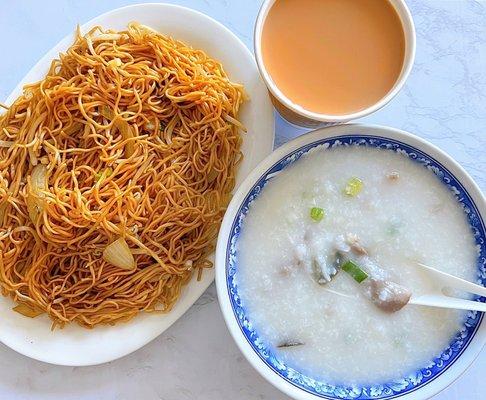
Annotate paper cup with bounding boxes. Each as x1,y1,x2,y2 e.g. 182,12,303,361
254,0,416,128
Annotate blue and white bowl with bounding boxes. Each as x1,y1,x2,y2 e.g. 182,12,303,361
215,124,486,400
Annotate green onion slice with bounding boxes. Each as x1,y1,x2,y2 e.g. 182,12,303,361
95,167,113,183
341,260,368,283
310,207,325,222
344,177,363,197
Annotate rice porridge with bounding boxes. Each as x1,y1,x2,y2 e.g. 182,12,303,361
236,146,478,384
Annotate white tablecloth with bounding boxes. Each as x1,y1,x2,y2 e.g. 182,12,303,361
0,1,484,399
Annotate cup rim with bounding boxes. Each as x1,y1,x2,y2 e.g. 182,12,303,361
253,0,417,123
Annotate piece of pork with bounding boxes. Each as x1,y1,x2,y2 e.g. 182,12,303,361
335,234,411,312
364,278,411,312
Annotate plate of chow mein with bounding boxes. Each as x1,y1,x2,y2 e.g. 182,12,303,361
0,3,274,365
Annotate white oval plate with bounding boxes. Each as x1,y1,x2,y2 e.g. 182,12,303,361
0,3,274,366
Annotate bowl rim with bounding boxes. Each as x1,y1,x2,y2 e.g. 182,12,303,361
215,123,486,400
253,0,417,123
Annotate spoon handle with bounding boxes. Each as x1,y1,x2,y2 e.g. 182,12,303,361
409,294,486,312
417,263,486,297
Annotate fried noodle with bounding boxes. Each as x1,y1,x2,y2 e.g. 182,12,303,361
0,23,245,328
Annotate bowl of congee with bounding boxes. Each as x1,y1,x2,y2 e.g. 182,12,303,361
254,0,415,127
215,124,486,400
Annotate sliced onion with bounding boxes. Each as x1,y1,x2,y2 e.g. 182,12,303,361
31,164,47,188
100,107,135,157
117,119,135,157
91,33,125,42
13,303,43,318
103,237,136,270
26,164,48,224
107,57,122,68
224,114,247,132
0,140,14,148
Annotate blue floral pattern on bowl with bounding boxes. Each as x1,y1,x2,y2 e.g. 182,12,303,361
225,135,485,399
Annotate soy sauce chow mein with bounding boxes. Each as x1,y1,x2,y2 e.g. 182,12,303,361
0,23,246,328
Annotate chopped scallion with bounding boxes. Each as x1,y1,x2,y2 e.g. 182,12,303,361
341,260,368,283
310,207,325,222
95,167,113,183
344,177,363,197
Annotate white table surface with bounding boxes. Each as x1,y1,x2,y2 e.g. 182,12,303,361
0,1,485,399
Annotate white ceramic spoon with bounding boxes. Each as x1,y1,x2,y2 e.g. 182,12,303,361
408,263,486,312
